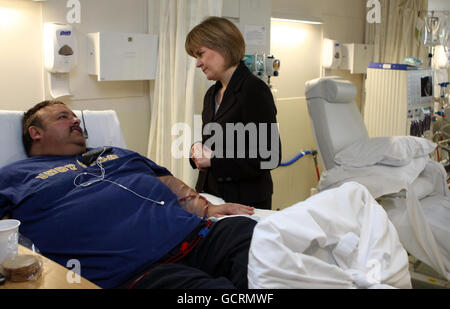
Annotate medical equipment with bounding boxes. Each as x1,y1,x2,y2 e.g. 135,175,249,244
421,10,449,67
279,150,320,181
306,76,450,287
423,11,448,48
265,56,280,77
432,82,450,170
424,11,444,47
243,54,280,86
438,82,449,111
126,220,213,289
364,63,434,138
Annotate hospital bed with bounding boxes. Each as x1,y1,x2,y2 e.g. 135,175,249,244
305,76,450,288
0,108,412,288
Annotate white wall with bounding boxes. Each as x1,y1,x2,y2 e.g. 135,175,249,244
237,0,272,56
428,0,450,11
0,0,44,110
269,0,366,209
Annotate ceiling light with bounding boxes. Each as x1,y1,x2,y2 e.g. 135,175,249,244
271,12,323,25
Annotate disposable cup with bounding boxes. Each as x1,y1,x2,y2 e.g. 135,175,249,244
0,219,21,265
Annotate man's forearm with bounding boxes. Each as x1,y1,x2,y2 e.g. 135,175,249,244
158,176,210,217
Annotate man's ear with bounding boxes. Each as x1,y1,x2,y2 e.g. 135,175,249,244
28,126,43,142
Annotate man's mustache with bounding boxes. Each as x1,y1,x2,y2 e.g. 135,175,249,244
70,125,82,133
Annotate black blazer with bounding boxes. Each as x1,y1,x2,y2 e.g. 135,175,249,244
191,61,281,206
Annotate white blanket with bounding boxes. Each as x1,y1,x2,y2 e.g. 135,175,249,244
318,157,450,280
247,182,411,289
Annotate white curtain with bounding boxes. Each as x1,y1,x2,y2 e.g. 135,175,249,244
147,0,222,187
365,0,428,64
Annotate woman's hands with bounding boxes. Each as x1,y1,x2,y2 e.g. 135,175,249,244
190,142,213,171
190,143,256,218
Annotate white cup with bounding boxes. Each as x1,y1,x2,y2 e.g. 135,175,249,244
0,219,21,265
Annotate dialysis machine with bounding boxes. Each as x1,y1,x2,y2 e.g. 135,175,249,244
364,62,434,138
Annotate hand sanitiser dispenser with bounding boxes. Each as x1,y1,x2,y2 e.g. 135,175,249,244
322,38,342,69
43,23,77,99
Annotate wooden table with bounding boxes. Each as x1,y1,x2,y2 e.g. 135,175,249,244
0,245,100,289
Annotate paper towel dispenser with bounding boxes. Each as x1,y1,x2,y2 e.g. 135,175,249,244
87,32,158,81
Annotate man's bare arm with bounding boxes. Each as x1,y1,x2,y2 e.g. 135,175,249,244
158,175,208,217
157,175,254,218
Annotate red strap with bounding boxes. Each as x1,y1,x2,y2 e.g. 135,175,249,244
127,220,213,289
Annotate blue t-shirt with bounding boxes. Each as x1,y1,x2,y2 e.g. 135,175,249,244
0,147,201,288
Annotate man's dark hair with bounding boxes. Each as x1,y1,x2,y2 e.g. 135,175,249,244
22,100,65,156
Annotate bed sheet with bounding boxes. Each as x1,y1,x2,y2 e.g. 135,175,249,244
247,182,411,289
318,157,450,280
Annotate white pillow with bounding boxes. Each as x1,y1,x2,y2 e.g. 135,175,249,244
334,136,436,167
411,174,435,200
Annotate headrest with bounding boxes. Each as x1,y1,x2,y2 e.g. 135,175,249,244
0,109,126,169
305,76,357,103
0,111,27,167
73,110,126,149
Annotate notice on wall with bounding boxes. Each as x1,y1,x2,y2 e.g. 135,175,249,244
244,25,266,46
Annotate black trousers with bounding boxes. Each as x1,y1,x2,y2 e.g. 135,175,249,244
251,198,272,210
131,216,257,289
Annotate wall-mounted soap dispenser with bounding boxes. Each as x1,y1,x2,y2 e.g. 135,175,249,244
43,22,77,98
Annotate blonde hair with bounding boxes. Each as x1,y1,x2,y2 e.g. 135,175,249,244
185,16,245,68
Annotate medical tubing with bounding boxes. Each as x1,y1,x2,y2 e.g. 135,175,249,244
279,150,316,166
279,150,320,180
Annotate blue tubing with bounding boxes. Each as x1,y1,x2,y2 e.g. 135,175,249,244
280,150,315,166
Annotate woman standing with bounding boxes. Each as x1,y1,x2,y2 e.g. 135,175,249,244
185,17,281,210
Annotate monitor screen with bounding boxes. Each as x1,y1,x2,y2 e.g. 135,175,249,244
421,76,433,97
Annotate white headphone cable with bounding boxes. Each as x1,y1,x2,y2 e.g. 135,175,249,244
73,147,165,206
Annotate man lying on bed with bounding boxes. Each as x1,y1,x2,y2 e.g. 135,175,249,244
0,100,256,289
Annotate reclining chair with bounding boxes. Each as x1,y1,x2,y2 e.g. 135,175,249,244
305,76,450,288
